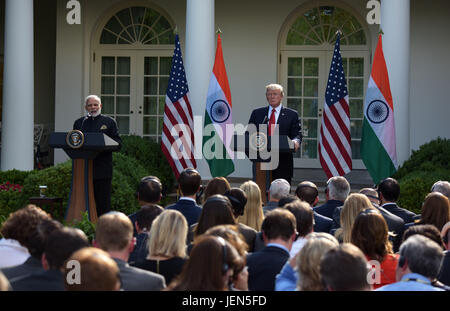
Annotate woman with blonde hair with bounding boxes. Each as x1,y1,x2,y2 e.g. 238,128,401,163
335,193,373,243
136,210,188,284
238,181,264,231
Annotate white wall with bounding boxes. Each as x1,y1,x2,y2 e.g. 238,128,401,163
410,0,450,151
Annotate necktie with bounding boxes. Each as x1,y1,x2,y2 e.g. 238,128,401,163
268,109,276,136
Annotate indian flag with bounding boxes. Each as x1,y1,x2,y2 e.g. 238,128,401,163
202,34,235,177
361,34,398,184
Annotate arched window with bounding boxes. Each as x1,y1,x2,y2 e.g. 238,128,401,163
279,4,369,169
92,5,174,142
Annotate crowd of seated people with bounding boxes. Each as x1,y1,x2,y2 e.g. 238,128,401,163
0,170,449,292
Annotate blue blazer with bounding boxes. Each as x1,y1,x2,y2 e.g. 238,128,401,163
313,199,344,219
246,245,290,291
165,199,202,227
313,212,333,233
248,106,302,182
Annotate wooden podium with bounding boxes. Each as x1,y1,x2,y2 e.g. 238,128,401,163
49,131,119,224
232,132,294,204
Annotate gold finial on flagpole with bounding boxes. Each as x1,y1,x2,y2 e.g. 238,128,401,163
378,28,384,35
173,25,178,35
216,27,223,34
335,29,343,36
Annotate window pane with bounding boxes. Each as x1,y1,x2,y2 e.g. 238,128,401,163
117,77,130,95
159,77,169,95
144,77,158,95
117,57,130,75
116,9,132,28
304,58,318,76
303,119,318,138
159,31,174,44
102,57,115,75
342,58,348,77
145,57,158,75
350,99,363,118
303,98,318,117
160,57,172,75
291,17,311,35
100,31,117,44
352,140,361,159
304,78,318,97
143,116,157,134
288,78,302,96
348,30,366,45
351,120,363,139
105,17,122,35
159,117,164,135
144,97,157,115
349,58,363,77
116,96,130,114
287,98,301,114
159,96,166,115
116,116,130,135
348,78,364,97
302,139,317,159
101,77,115,94
286,29,305,45
304,8,320,27
288,58,302,76
101,96,114,114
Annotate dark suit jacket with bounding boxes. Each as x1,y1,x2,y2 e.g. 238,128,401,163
439,251,450,286
73,114,121,180
248,106,302,182
237,223,257,253
114,258,165,291
9,269,64,291
1,256,44,282
314,199,344,219
382,203,417,224
246,245,290,291
165,199,202,227
313,212,333,233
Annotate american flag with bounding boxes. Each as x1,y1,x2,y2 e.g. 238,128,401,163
161,34,196,178
319,34,352,178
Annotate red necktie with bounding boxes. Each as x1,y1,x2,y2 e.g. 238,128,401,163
268,109,276,136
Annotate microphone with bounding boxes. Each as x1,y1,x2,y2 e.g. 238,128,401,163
80,113,91,131
262,115,269,124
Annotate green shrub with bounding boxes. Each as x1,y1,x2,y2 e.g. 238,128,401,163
0,183,28,225
119,135,175,196
0,169,32,185
68,211,96,242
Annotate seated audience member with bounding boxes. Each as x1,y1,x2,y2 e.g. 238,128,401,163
320,243,372,291
225,188,257,252
205,225,249,291
334,194,373,243
202,177,231,204
377,235,444,291
190,195,236,244
284,200,314,258
314,176,350,219
0,272,10,291
359,188,405,252
94,212,166,291
263,179,291,215
64,247,120,291
129,176,163,236
10,227,89,291
1,219,62,282
351,209,398,289
431,180,450,198
406,192,450,232
247,209,296,291
275,232,339,291
166,235,244,291
439,222,450,285
402,224,445,249
166,168,202,227
136,210,188,285
239,181,264,232
377,177,417,224
295,181,333,233
0,205,51,268
128,204,164,266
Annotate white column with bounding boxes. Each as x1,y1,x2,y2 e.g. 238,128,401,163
185,0,215,178
1,0,34,171
381,0,410,166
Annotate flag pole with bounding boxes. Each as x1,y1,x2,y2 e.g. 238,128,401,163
216,27,222,34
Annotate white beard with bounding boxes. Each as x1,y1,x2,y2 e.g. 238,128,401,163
89,109,101,117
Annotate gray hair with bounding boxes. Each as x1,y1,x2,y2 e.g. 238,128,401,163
327,176,350,201
265,84,284,96
269,178,291,200
431,180,450,198
84,94,102,106
400,234,444,279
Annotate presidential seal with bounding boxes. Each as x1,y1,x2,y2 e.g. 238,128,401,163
249,131,267,153
66,130,85,149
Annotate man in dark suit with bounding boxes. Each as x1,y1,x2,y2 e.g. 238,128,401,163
94,212,165,291
248,84,302,185
9,227,89,291
166,168,202,227
246,208,296,291
377,177,417,224
295,181,333,233
73,95,121,217
314,176,350,219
